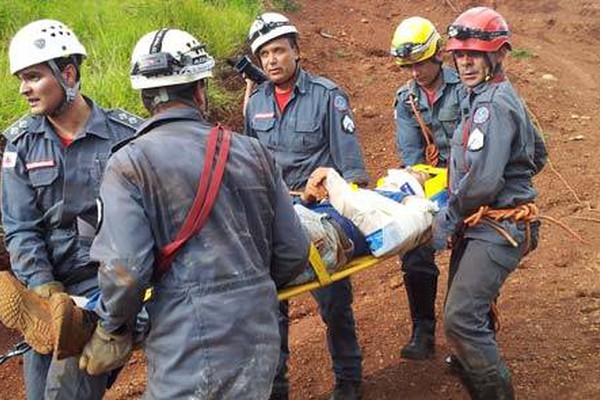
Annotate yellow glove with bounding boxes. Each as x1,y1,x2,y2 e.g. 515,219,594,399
78,325,132,376
32,281,64,298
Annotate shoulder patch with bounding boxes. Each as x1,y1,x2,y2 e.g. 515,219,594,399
467,128,485,151
107,109,144,131
342,115,355,134
311,76,337,90
2,151,17,168
2,115,36,143
333,95,348,112
473,106,490,124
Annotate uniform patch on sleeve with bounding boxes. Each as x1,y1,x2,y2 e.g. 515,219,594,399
342,115,355,134
473,106,490,124
2,152,17,168
467,128,485,151
334,95,348,112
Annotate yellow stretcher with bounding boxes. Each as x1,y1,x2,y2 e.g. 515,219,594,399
277,165,447,301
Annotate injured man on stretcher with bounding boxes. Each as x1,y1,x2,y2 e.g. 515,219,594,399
288,166,436,286
0,167,437,359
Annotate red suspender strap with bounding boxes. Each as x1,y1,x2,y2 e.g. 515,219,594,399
154,125,232,279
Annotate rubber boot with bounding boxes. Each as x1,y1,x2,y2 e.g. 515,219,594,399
461,360,515,400
400,272,437,360
0,272,97,358
328,379,361,400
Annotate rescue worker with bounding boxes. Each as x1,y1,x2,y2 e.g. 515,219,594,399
0,19,139,399
80,29,310,399
244,12,369,400
432,7,548,399
391,16,464,360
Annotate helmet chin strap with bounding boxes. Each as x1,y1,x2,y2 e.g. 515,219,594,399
483,53,503,81
47,58,81,115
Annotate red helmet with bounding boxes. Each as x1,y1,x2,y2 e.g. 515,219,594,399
446,7,511,52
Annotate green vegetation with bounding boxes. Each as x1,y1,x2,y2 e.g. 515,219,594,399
0,0,262,126
511,47,535,60
271,0,301,12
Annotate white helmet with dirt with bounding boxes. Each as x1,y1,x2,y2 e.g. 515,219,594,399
130,28,215,90
248,12,298,54
9,19,87,75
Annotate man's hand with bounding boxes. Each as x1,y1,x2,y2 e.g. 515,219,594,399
79,325,132,376
301,167,330,203
32,281,64,298
432,208,459,250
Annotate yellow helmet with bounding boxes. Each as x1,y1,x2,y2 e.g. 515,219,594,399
390,17,441,66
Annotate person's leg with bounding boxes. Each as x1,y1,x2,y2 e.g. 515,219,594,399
45,355,109,400
400,243,439,359
313,278,362,399
443,239,520,399
23,349,52,399
269,300,291,400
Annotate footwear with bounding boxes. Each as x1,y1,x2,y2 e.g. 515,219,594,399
0,272,54,354
400,272,437,360
400,320,435,359
0,272,97,359
444,353,465,375
268,390,289,400
461,359,515,400
328,380,361,400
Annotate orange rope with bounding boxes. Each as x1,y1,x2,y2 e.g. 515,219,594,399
464,203,540,250
407,93,439,167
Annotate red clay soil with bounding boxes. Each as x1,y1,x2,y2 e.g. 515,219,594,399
1,0,600,399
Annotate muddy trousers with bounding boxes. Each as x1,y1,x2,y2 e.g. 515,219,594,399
443,237,522,400
24,350,109,400
272,278,362,397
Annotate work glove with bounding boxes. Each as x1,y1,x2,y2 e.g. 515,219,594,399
32,281,64,298
79,324,132,376
432,207,460,250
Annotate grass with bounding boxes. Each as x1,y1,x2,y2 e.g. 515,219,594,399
0,0,262,127
271,0,301,12
512,47,535,59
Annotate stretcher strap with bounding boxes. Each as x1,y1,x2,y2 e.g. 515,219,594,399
308,243,333,285
154,125,231,280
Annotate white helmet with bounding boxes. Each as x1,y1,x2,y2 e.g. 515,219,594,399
248,12,298,54
130,29,215,90
9,19,87,75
